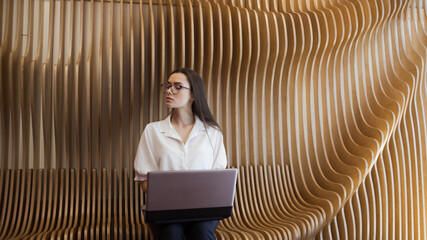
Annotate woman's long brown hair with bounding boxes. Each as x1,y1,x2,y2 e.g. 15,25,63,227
169,68,220,130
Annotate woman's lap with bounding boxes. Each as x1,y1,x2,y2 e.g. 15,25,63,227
149,220,219,240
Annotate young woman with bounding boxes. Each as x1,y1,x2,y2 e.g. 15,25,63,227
134,68,227,240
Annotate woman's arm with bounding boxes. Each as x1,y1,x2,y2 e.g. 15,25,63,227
139,181,148,192
134,124,158,184
212,131,227,169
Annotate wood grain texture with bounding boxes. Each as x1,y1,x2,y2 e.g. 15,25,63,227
1,0,427,239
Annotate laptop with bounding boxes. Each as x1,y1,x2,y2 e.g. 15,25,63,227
143,169,238,223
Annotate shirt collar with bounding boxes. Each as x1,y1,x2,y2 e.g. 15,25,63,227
159,114,207,140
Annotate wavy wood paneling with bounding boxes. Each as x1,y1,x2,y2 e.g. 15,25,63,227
1,0,427,239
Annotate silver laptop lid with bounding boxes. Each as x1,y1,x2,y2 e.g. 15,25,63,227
146,169,237,211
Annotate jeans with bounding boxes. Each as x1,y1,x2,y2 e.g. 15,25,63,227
149,220,219,240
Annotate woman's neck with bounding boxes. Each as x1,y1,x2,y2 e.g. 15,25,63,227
171,109,195,127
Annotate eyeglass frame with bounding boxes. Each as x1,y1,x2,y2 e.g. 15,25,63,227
160,82,191,94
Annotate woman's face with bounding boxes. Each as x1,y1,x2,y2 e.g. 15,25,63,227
164,73,193,110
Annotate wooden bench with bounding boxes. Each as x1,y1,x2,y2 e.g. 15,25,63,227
0,165,321,239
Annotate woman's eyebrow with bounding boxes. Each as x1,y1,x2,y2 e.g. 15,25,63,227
171,81,183,85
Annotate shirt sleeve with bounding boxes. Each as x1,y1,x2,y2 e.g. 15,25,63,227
134,124,158,181
212,131,227,169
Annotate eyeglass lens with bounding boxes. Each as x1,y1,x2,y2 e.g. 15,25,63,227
162,83,182,94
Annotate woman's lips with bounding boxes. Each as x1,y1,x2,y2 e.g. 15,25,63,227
166,97,173,102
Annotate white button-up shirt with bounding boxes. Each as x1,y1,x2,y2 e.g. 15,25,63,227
134,115,227,181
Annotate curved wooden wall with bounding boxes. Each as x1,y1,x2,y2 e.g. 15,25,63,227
1,0,427,239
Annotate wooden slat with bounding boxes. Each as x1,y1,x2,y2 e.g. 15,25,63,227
123,169,133,238
157,0,165,120
0,0,11,170
175,0,185,68
97,0,104,171
53,0,66,169
40,169,57,239
200,0,213,103
30,0,44,169
64,0,76,169
106,168,112,239
0,170,13,239
85,0,95,171
263,12,279,166
273,12,287,167
138,0,146,134
20,0,34,170
254,10,269,166
219,2,232,165
129,0,135,173
49,169,65,238
73,0,84,170
102,168,108,239
39,0,54,169
119,0,124,173
193,0,204,74
246,9,259,165
112,168,118,238
228,5,242,167
210,1,223,124
183,0,194,69
9,0,24,171
107,0,113,171
237,7,252,167
147,0,155,123
67,168,80,238
89,169,97,238
166,0,175,74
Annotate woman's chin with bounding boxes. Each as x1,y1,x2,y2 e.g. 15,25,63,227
165,103,173,108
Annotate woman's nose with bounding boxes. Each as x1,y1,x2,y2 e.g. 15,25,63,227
166,87,173,95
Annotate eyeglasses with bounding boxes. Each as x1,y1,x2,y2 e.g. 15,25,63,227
161,82,191,94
